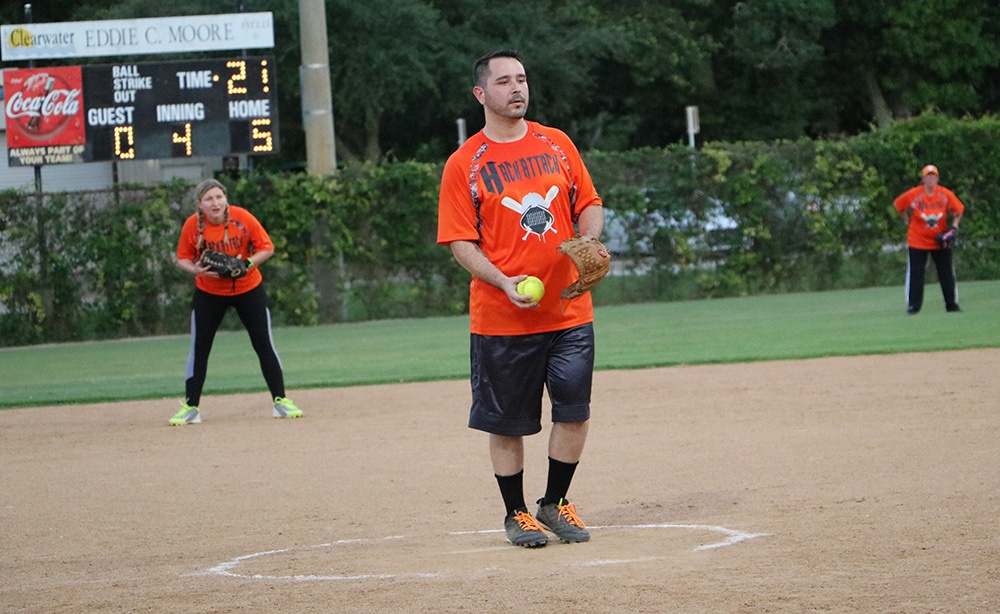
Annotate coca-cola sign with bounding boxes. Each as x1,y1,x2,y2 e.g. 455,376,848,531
4,66,85,149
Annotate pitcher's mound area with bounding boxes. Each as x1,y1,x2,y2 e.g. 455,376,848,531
2,349,998,613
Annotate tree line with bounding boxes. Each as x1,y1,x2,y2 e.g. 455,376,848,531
4,0,999,166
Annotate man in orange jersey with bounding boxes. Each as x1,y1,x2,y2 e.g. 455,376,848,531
893,164,964,315
170,178,303,425
438,50,604,547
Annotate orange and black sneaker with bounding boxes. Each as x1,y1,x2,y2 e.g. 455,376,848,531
504,509,548,548
536,498,590,543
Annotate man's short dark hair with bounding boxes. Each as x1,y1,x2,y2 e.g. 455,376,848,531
474,49,521,87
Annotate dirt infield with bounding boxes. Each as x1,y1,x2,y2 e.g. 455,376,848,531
2,349,999,613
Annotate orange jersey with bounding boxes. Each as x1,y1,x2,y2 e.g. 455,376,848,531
437,122,603,335
176,205,273,296
894,185,964,250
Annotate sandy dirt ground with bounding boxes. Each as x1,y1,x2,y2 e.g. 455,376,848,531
2,349,999,613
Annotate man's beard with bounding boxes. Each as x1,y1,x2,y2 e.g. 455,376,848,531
488,93,528,119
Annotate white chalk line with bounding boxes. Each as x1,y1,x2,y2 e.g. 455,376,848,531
448,523,771,551
194,523,770,583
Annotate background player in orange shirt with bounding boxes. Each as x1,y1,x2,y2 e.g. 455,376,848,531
170,178,302,425
893,164,964,315
438,50,604,547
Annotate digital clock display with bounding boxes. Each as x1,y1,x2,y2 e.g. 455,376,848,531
79,56,279,161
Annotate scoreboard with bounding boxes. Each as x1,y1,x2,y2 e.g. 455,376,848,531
82,56,279,161
4,56,280,166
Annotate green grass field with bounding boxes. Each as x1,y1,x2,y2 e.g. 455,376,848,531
2,281,997,409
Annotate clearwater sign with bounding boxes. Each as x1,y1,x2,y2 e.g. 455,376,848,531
1,13,274,61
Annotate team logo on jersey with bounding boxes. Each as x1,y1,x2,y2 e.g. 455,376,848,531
502,186,559,241
920,212,944,229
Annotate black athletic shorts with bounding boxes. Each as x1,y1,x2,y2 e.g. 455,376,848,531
468,323,594,436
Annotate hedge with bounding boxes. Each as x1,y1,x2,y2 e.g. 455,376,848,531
1,113,997,346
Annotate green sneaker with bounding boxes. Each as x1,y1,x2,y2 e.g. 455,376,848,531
169,402,200,426
536,498,590,543
273,396,303,419
504,510,548,548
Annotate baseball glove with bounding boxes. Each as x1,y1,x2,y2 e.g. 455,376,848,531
935,227,958,249
199,250,248,279
557,235,612,299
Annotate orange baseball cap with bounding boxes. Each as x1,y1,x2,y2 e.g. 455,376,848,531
922,164,939,177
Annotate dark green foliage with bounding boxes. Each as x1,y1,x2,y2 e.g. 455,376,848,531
0,182,192,345
17,0,998,162
587,113,1000,306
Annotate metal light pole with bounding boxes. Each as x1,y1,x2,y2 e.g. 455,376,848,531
24,4,43,193
298,0,336,175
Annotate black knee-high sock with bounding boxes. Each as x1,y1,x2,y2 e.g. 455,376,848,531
542,458,579,505
496,470,527,516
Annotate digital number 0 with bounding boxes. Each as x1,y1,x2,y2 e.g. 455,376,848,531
114,126,136,159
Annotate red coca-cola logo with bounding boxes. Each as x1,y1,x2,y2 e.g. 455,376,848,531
6,72,82,138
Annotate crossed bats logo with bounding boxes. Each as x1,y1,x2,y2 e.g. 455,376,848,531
502,185,559,241
920,212,944,229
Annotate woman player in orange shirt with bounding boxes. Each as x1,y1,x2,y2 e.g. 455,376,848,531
169,178,302,425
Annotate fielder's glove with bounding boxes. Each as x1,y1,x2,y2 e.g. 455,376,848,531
935,227,958,249
557,235,612,299
199,250,249,279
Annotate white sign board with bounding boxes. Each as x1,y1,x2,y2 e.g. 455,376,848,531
1,12,274,61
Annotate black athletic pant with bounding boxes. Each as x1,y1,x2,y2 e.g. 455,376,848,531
906,247,959,313
185,283,285,406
